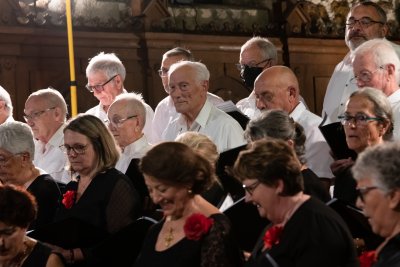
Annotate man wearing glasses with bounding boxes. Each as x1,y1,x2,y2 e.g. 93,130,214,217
85,52,154,140
321,1,400,124
24,88,69,184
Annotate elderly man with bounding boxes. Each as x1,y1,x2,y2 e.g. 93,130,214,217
0,85,14,124
236,36,278,119
24,88,69,183
85,52,154,139
322,1,400,124
162,61,245,152
107,92,151,173
151,47,223,144
352,39,400,140
254,66,333,187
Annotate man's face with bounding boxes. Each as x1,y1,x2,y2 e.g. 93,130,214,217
169,66,207,117
254,77,291,112
345,5,387,51
87,71,122,107
0,100,8,124
353,53,387,92
160,55,188,93
24,96,58,142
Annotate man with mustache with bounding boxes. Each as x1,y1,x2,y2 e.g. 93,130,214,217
321,1,400,124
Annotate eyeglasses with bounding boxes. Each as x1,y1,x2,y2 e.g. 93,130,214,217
86,74,118,93
243,180,260,196
236,58,272,72
0,153,23,167
59,144,88,155
105,115,138,128
338,114,383,127
350,66,384,84
346,17,385,29
158,68,169,77
356,186,380,202
23,107,56,122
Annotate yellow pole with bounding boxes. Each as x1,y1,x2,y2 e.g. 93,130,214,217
65,0,78,117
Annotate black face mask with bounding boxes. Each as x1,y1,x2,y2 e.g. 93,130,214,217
241,66,264,89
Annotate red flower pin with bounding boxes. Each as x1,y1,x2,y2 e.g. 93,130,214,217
62,190,76,209
359,250,377,267
263,225,284,250
184,213,214,241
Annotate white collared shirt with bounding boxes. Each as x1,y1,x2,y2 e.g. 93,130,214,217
388,89,400,140
33,125,70,183
151,92,224,144
115,135,152,173
162,100,246,152
290,102,334,179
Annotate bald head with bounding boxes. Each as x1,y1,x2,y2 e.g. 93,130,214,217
254,66,300,113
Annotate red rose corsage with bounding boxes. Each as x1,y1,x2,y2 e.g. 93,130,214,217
359,250,377,267
263,225,284,250
183,213,214,241
62,190,76,209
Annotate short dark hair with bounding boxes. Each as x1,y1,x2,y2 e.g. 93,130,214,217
163,47,194,61
140,142,215,194
0,184,37,228
233,139,303,196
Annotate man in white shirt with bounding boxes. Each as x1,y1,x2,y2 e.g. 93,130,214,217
254,66,334,188
24,88,69,183
107,92,152,174
152,47,223,144
322,1,400,124
162,61,246,152
0,85,14,124
85,52,154,138
352,39,400,140
236,37,277,119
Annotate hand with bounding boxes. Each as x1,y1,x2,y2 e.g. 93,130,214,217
330,157,354,176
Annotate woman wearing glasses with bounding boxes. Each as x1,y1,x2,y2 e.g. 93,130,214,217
353,142,400,267
333,87,393,206
233,139,358,267
48,114,141,266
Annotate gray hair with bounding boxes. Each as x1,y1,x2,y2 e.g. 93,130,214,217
244,109,306,164
86,52,126,81
352,141,400,192
163,47,194,61
0,85,12,116
113,92,146,128
168,61,210,84
354,39,400,84
349,1,387,24
0,121,35,159
348,87,393,140
28,88,68,120
241,36,278,65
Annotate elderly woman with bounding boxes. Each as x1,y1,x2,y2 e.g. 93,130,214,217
0,121,60,230
0,184,64,267
50,114,140,266
333,87,393,206
233,139,358,267
134,142,243,267
245,109,331,202
352,142,400,266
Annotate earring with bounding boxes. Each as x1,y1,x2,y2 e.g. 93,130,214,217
187,189,192,194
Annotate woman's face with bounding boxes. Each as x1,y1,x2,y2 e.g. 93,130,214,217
0,222,26,263
63,130,97,176
344,95,385,153
242,178,282,223
0,148,24,185
144,174,192,219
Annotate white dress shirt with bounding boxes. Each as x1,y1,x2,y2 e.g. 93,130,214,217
151,92,224,144
236,91,261,120
290,102,334,179
162,100,246,152
33,125,70,184
388,89,400,141
115,135,152,173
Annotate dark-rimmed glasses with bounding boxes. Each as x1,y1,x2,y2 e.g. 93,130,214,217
346,17,385,29
59,144,88,155
356,186,380,202
338,114,382,127
104,115,138,128
23,107,56,122
236,58,272,72
86,74,118,93
243,181,260,196
0,153,24,167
